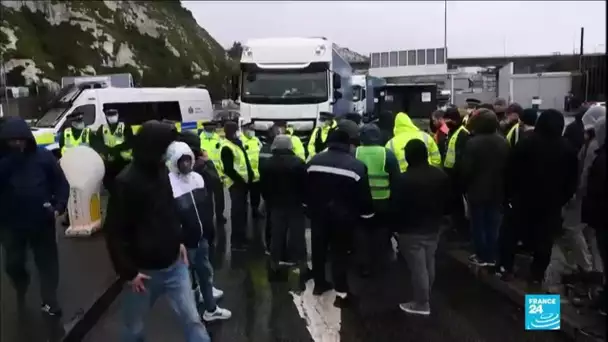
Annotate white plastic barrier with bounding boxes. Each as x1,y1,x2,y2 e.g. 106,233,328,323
60,146,105,237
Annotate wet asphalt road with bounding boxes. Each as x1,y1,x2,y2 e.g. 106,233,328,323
1,206,572,342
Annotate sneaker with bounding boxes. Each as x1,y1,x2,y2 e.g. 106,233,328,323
399,302,430,316
41,303,62,317
202,306,232,322
212,287,224,300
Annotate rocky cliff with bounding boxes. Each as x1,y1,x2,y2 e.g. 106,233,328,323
0,0,231,96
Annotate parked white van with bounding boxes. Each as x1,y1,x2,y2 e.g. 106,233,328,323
31,87,214,156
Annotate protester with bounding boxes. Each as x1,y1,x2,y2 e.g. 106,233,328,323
506,108,537,147
259,135,311,285
461,109,509,267
393,139,449,316
506,109,578,290
220,121,254,251
563,106,588,152
354,123,400,276
103,120,211,342
430,109,448,160
166,141,231,322
376,110,395,145
386,112,442,172
500,103,524,136
493,98,508,122
0,117,69,316
258,123,283,253
306,127,374,307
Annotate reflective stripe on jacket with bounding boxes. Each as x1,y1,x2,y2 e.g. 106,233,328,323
102,123,132,161
62,127,90,156
223,140,250,188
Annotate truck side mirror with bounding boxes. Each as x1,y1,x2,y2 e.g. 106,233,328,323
331,90,343,104
332,73,341,89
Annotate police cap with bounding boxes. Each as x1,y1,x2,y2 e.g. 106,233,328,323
201,120,218,127
465,98,481,108
104,108,119,116
319,111,335,121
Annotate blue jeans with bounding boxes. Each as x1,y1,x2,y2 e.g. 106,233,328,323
187,239,216,313
470,203,502,263
121,260,210,342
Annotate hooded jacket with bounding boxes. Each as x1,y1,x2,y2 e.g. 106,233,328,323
103,120,182,280
461,110,509,205
506,110,578,218
582,145,606,231
392,139,450,234
563,107,588,152
385,112,442,170
0,117,69,230
166,141,212,248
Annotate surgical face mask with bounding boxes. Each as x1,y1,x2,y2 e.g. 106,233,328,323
204,131,214,138
244,130,254,138
72,121,85,129
107,115,119,124
177,156,193,174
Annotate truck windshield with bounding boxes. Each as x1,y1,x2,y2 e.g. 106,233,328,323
242,70,328,104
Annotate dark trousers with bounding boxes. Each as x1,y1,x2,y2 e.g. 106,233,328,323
311,218,353,293
2,225,59,306
249,181,261,214
449,184,468,238
269,205,307,266
470,203,502,263
354,212,391,273
527,213,562,282
264,206,272,249
228,183,249,246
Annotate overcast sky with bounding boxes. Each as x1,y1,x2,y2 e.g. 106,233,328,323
184,1,606,57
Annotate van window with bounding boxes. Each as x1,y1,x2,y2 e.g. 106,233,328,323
75,104,96,126
103,101,181,126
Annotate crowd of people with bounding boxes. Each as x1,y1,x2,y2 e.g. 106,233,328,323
0,96,605,341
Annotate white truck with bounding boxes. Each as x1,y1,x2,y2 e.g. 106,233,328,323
351,74,386,116
239,37,353,140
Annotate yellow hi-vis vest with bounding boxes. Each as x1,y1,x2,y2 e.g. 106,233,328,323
222,140,250,188
307,120,337,160
34,132,55,146
62,127,91,156
102,123,132,161
443,126,469,169
199,131,225,177
506,123,520,147
355,145,390,200
241,134,262,182
283,127,306,160
386,131,441,172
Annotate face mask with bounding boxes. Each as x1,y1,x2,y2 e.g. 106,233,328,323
72,121,85,129
107,115,119,124
244,130,254,138
177,157,193,174
204,131,214,138
235,131,242,139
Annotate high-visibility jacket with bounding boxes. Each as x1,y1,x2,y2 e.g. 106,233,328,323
443,126,469,169
222,140,250,188
386,112,441,172
355,145,390,200
241,134,262,182
101,123,132,161
285,127,306,160
61,127,91,156
506,123,520,146
199,131,224,178
307,120,337,160
34,132,55,146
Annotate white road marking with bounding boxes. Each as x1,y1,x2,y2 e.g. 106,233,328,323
290,281,342,342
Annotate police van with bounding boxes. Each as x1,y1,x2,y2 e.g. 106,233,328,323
31,87,214,157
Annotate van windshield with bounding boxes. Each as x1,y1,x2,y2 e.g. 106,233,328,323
34,107,68,128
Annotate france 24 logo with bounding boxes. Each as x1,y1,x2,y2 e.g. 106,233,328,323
525,294,560,330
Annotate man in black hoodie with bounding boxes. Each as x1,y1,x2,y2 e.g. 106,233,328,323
103,121,210,342
461,109,509,267
393,139,449,316
506,109,578,289
220,121,254,251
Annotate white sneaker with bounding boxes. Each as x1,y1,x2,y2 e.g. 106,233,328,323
202,306,232,321
212,287,224,300
399,302,430,316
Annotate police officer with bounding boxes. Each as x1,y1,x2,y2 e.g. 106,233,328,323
240,121,263,218
220,121,253,251
306,126,375,306
58,112,92,158
463,98,481,126
307,111,338,160
95,109,134,195
282,122,306,160
506,108,538,146
199,120,227,224
385,112,441,172
355,123,400,276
